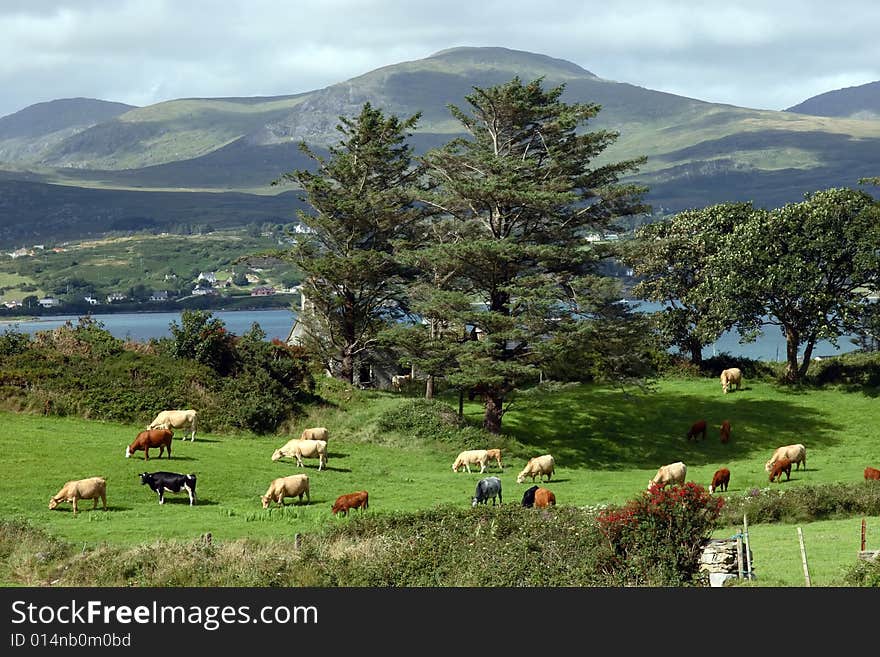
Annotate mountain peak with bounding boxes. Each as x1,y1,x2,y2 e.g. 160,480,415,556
425,46,598,79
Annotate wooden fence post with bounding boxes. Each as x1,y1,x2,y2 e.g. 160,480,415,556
797,527,811,587
861,518,866,552
743,514,753,579
736,536,744,579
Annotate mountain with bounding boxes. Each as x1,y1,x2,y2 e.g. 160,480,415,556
1,47,880,247
785,80,880,119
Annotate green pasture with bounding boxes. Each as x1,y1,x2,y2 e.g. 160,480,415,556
1,377,879,586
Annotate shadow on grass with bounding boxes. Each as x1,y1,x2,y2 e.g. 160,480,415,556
499,386,841,471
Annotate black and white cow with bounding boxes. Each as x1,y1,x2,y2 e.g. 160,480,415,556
520,485,539,508
471,476,502,507
139,472,197,505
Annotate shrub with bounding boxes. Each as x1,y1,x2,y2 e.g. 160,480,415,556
596,482,724,586
807,351,880,388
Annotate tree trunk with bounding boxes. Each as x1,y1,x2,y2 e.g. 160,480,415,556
338,349,355,384
798,339,816,380
688,337,703,366
425,374,434,400
784,328,800,383
483,392,504,434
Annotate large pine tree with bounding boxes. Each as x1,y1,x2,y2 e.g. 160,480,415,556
278,103,426,383
414,77,648,432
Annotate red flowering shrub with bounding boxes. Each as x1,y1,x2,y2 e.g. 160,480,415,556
596,482,724,585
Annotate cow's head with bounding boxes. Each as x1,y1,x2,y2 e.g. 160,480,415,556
261,495,271,509
271,449,283,462
48,497,59,510
138,473,151,486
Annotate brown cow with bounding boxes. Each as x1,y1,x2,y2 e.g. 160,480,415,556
709,468,730,493
769,456,792,483
686,419,707,441
331,490,369,516
864,467,880,481
534,487,556,509
125,429,173,460
485,448,504,471
720,420,731,444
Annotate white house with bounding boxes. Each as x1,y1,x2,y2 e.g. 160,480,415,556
84,296,98,305
38,297,60,308
106,292,126,303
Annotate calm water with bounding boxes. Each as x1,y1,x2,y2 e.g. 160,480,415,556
1,304,862,361
1,309,298,343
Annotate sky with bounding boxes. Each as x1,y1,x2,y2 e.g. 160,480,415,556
2,0,879,119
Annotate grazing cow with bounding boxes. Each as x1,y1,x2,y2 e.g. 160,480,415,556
48,477,107,515
764,444,807,473
648,461,687,490
864,467,880,481
709,468,730,493
686,419,707,441
720,368,743,394
125,428,173,460
472,477,502,507
768,457,792,483
516,454,555,484
139,471,197,505
720,420,731,444
271,438,328,470
485,448,504,471
521,485,539,508
452,449,490,474
391,374,411,391
148,409,198,441
331,490,369,516
534,487,556,509
261,474,310,508
299,427,329,442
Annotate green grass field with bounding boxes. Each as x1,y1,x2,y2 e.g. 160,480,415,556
2,377,878,586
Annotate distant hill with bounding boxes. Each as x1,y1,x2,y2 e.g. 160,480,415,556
785,80,880,119
1,46,880,247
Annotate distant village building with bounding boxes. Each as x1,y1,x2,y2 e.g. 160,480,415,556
197,272,217,284
3,300,23,309
106,292,126,303
250,286,276,297
149,290,169,302
245,273,261,284
8,247,30,259
38,297,60,308
84,296,99,305
191,287,216,296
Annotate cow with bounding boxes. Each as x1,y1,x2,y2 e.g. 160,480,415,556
720,368,743,394
48,477,107,515
139,471,197,505
261,474,310,508
299,427,329,442
148,409,198,441
720,420,731,444
516,454,555,484
331,490,369,516
521,485,539,508
126,428,173,460
472,477,502,507
452,449,490,473
864,467,880,481
709,467,730,493
485,448,504,471
765,444,807,473
768,457,792,483
534,487,556,509
391,374,411,391
686,419,707,441
272,438,328,470
648,461,687,491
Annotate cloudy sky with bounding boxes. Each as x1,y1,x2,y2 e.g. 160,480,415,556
2,0,879,119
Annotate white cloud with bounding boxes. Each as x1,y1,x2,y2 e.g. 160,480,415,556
1,0,879,117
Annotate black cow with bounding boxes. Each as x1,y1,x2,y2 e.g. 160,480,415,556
521,485,539,508
471,476,502,507
139,472,197,505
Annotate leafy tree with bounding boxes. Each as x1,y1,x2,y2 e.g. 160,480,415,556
169,309,238,375
414,77,648,432
711,188,880,382
620,203,753,365
275,102,428,383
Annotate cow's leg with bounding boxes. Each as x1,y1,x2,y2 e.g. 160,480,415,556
72,498,78,515
92,498,98,510
144,448,149,460
157,490,164,504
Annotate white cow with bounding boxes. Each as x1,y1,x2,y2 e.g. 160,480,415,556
271,438,328,470
149,409,198,441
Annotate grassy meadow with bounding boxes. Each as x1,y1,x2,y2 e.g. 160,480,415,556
2,376,879,586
